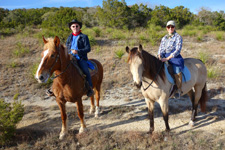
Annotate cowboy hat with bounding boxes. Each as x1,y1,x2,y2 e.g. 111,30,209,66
68,19,82,29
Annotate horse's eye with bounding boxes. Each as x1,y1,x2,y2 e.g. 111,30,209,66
51,54,55,58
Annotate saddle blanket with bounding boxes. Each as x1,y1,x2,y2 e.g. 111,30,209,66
164,63,191,84
88,60,98,76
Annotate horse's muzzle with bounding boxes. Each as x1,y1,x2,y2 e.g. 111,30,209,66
134,82,142,89
35,74,49,83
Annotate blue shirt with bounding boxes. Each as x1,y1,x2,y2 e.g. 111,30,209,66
71,35,79,50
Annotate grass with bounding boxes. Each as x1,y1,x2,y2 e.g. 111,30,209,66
1,25,225,149
6,130,224,150
207,65,220,79
8,61,18,68
197,51,210,64
115,49,125,59
214,31,225,41
13,42,30,57
13,93,20,100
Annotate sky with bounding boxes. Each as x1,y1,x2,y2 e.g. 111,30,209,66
0,0,225,14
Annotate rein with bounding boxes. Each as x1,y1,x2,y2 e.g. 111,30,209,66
142,61,164,91
49,46,71,80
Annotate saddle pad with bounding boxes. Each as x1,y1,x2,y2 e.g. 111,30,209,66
164,63,191,84
88,60,98,76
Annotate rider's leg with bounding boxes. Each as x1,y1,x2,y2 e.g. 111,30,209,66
78,59,94,97
173,65,182,98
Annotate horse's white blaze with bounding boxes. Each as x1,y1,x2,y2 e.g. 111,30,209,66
35,49,49,79
130,57,143,84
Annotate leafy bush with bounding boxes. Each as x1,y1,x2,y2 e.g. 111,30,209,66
115,49,125,59
0,99,24,145
92,27,101,37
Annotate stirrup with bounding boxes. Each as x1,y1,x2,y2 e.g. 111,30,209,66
174,90,183,99
46,89,54,97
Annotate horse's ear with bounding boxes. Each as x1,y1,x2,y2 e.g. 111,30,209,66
42,35,48,44
54,36,60,47
126,46,130,53
138,44,143,52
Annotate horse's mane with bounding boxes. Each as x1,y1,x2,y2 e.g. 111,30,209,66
142,50,165,82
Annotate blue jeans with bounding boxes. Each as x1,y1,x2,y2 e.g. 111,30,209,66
77,59,93,87
172,65,182,74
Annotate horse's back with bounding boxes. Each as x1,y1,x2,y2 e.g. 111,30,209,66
184,58,207,84
89,59,103,87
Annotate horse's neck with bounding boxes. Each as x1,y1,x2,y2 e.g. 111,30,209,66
142,51,164,81
56,46,83,83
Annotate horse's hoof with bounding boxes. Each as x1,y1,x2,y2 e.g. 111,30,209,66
189,120,194,127
89,108,95,114
79,127,87,133
59,132,67,140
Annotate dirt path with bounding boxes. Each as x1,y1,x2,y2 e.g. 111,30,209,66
16,83,225,140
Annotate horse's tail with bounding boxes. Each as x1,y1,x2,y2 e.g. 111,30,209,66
199,83,208,112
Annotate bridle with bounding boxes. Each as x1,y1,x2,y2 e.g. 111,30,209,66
48,46,71,80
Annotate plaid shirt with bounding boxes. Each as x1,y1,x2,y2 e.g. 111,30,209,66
158,32,183,58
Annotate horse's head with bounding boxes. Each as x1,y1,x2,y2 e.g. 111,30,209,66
126,44,144,88
35,36,61,83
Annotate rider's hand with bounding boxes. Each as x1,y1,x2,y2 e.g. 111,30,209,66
72,50,78,54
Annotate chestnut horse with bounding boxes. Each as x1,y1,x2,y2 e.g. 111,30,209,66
35,36,103,139
126,45,207,134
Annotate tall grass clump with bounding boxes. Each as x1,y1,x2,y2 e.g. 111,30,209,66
207,65,220,79
214,31,224,41
115,49,125,59
197,51,209,64
0,99,24,145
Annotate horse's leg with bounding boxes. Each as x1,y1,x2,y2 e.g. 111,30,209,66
145,98,155,134
76,100,87,133
94,87,101,117
159,99,170,132
188,86,202,127
89,95,95,114
56,100,68,140
187,89,196,127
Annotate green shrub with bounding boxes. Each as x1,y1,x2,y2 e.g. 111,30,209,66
0,99,24,145
214,31,224,41
88,35,97,46
115,49,125,59
92,27,101,37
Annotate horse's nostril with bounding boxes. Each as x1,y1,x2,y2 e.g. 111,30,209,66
39,75,44,81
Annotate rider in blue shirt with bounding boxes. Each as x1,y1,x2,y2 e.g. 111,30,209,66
66,19,94,97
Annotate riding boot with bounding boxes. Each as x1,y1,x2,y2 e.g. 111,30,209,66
167,64,178,91
85,81,94,97
174,72,182,98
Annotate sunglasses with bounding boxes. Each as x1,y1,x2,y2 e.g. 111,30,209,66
72,25,79,28
167,26,175,29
